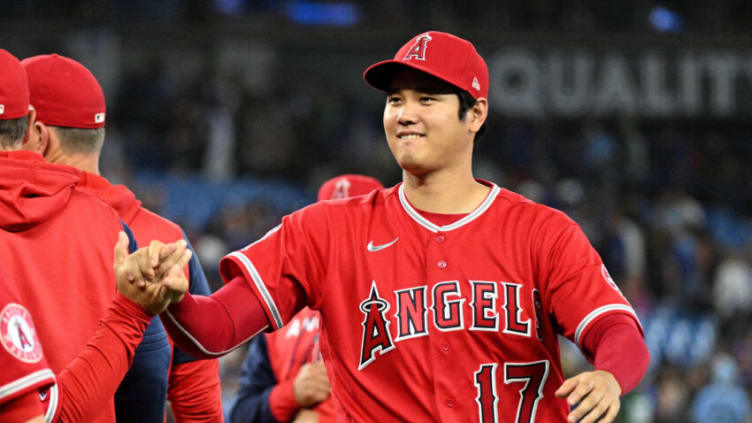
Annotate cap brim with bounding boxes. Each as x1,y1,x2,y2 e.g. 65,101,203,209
363,60,459,94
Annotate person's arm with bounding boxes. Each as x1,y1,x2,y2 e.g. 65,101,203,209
160,276,270,359
168,235,225,423
555,314,649,423
229,335,279,423
54,294,153,422
168,360,224,423
55,233,193,422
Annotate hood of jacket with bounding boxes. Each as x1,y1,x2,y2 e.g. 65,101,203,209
0,150,82,232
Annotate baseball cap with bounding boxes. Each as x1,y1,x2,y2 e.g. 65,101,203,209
317,174,384,201
22,54,106,128
363,31,489,99
0,49,31,120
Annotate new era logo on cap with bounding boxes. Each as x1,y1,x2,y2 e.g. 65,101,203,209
95,113,105,123
472,77,481,92
0,105,4,115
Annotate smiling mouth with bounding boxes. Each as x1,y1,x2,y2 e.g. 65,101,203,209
398,134,425,140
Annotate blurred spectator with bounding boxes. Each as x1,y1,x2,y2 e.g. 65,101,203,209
691,354,752,423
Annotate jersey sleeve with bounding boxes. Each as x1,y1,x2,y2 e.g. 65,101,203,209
219,205,328,331
173,230,214,365
537,213,642,347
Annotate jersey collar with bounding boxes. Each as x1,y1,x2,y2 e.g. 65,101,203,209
398,181,500,233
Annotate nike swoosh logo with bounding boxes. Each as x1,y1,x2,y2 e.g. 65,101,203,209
367,237,399,252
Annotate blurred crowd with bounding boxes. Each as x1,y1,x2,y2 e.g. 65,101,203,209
6,1,752,422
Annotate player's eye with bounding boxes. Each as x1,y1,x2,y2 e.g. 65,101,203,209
419,96,436,103
386,96,402,105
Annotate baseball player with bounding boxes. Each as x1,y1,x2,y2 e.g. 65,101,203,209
147,31,650,423
0,48,189,422
22,53,224,422
0,232,193,422
229,174,384,423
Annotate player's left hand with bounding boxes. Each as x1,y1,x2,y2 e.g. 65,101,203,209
555,370,621,423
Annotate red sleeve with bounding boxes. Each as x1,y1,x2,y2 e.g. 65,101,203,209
161,276,270,359
0,390,46,423
219,207,327,331
168,359,224,422
269,378,301,422
54,294,151,422
538,216,640,346
581,313,649,394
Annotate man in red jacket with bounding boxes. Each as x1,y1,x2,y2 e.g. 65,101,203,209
22,53,224,422
1,46,198,423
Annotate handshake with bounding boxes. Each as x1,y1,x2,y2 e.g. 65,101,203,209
113,232,192,315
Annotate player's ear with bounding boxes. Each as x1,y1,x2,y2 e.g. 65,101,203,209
468,97,488,133
36,121,53,158
21,108,42,153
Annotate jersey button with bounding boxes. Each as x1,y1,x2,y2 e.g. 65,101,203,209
446,397,456,408
437,259,447,269
436,234,446,243
440,343,450,352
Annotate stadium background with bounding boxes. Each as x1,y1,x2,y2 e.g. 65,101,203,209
4,1,752,421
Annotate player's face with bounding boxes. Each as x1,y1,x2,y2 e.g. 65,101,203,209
383,68,474,176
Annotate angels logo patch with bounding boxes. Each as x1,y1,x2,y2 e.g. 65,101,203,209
1,303,44,363
403,33,432,61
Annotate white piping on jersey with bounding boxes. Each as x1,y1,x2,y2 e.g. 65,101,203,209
574,304,639,347
45,383,58,423
398,183,501,233
164,308,269,356
0,368,54,401
228,251,284,329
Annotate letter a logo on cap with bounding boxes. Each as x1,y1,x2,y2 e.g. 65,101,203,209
403,33,432,61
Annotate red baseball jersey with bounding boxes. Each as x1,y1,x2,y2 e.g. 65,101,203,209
0,151,123,423
0,264,55,417
220,181,641,422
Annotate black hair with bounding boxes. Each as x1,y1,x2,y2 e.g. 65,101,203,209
0,115,28,149
457,90,487,144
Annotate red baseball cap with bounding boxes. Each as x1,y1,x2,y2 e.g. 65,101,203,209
363,31,489,99
22,54,105,129
0,49,31,120
317,174,384,201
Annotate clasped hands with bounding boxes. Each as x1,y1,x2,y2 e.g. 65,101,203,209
113,232,191,315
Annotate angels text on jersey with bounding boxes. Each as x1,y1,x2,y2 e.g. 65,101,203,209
358,279,547,370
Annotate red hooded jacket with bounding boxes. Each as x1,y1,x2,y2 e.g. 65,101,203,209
0,150,124,423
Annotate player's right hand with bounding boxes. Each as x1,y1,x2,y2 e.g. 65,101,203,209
114,232,192,314
293,362,331,407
